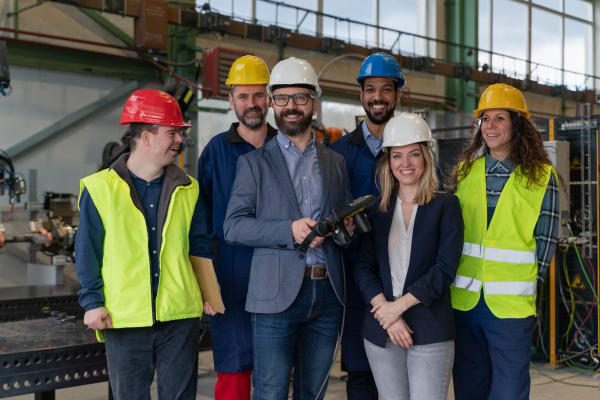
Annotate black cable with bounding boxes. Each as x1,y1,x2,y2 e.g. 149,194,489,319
0,152,14,173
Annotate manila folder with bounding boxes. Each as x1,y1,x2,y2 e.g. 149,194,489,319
190,256,225,314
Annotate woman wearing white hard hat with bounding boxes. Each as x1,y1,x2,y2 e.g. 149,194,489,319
448,83,560,400
354,113,464,399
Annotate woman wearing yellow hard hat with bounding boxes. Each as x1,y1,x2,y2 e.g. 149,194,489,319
448,83,560,400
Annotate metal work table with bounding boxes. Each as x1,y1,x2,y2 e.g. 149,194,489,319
0,285,82,322
0,319,108,399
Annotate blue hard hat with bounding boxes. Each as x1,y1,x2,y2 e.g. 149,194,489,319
356,53,405,88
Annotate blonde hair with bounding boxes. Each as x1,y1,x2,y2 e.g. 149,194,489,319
376,143,438,212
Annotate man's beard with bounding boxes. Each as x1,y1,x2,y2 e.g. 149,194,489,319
235,106,266,130
275,109,313,137
364,101,396,125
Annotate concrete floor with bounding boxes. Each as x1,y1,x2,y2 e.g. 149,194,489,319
7,350,600,399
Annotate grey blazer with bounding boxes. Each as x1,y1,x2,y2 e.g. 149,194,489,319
224,136,352,314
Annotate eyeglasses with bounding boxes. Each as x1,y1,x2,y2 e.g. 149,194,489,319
272,93,314,107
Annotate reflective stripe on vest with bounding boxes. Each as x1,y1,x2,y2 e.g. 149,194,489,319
450,157,555,319
462,242,536,264
452,275,482,292
485,281,537,295
453,275,536,295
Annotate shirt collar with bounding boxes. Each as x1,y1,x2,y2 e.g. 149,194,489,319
129,169,165,184
226,122,278,144
485,152,515,172
362,121,383,155
276,130,317,152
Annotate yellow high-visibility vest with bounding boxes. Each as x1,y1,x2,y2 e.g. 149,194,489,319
80,168,202,341
450,157,556,318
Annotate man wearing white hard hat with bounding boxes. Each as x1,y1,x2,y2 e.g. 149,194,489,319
224,57,353,399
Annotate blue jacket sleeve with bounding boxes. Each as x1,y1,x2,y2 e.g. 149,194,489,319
189,197,214,259
197,146,214,238
75,188,106,312
354,209,385,304
405,195,464,307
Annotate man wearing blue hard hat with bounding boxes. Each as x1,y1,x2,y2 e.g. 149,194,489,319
329,52,405,400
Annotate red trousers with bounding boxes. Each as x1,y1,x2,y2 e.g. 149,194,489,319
215,370,252,400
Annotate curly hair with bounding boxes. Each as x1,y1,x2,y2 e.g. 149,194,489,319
447,110,554,191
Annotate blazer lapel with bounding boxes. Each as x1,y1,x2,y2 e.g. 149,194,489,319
317,143,331,216
264,138,302,217
379,194,397,285
404,201,428,293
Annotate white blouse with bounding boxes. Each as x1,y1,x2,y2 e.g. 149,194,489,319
388,197,418,298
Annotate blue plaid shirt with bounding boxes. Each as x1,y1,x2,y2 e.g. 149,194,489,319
485,154,559,282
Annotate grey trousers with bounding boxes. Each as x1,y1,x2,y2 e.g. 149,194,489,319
364,338,454,400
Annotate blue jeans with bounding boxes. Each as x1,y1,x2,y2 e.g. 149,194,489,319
453,296,533,400
251,277,343,400
104,318,201,400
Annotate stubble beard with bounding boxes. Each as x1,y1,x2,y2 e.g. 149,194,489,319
236,106,266,130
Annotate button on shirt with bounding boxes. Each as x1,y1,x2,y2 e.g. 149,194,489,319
362,121,383,157
276,132,325,266
130,172,163,294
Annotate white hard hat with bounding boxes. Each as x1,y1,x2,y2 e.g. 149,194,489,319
382,113,434,149
267,57,322,98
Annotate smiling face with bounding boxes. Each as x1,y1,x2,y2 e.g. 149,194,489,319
389,143,425,188
146,125,183,167
230,84,269,130
360,76,401,125
271,87,317,137
480,108,513,160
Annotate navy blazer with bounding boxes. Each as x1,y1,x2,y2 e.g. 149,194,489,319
224,136,352,314
354,192,464,347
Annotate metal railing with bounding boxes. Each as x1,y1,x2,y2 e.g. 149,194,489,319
207,0,599,93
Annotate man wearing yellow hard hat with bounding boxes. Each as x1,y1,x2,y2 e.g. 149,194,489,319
197,55,277,400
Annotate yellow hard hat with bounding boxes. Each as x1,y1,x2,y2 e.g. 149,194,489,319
473,83,530,119
226,55,270,87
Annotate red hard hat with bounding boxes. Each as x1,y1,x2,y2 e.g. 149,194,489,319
119,89,192,127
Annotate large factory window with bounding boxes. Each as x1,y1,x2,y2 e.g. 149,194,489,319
207,0,428,54
531,8,562,82
478,0,593,91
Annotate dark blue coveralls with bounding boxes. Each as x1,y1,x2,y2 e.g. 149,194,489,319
329,121,381,399
197,122,277,373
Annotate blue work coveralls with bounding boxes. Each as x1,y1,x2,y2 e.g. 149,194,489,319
329,121,382,372
197,122,277,373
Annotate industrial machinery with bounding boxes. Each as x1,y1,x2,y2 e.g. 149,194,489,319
1,190,78,273
0,148,25,205
1,148,79,289
0,153,101,400
534,113,599,373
